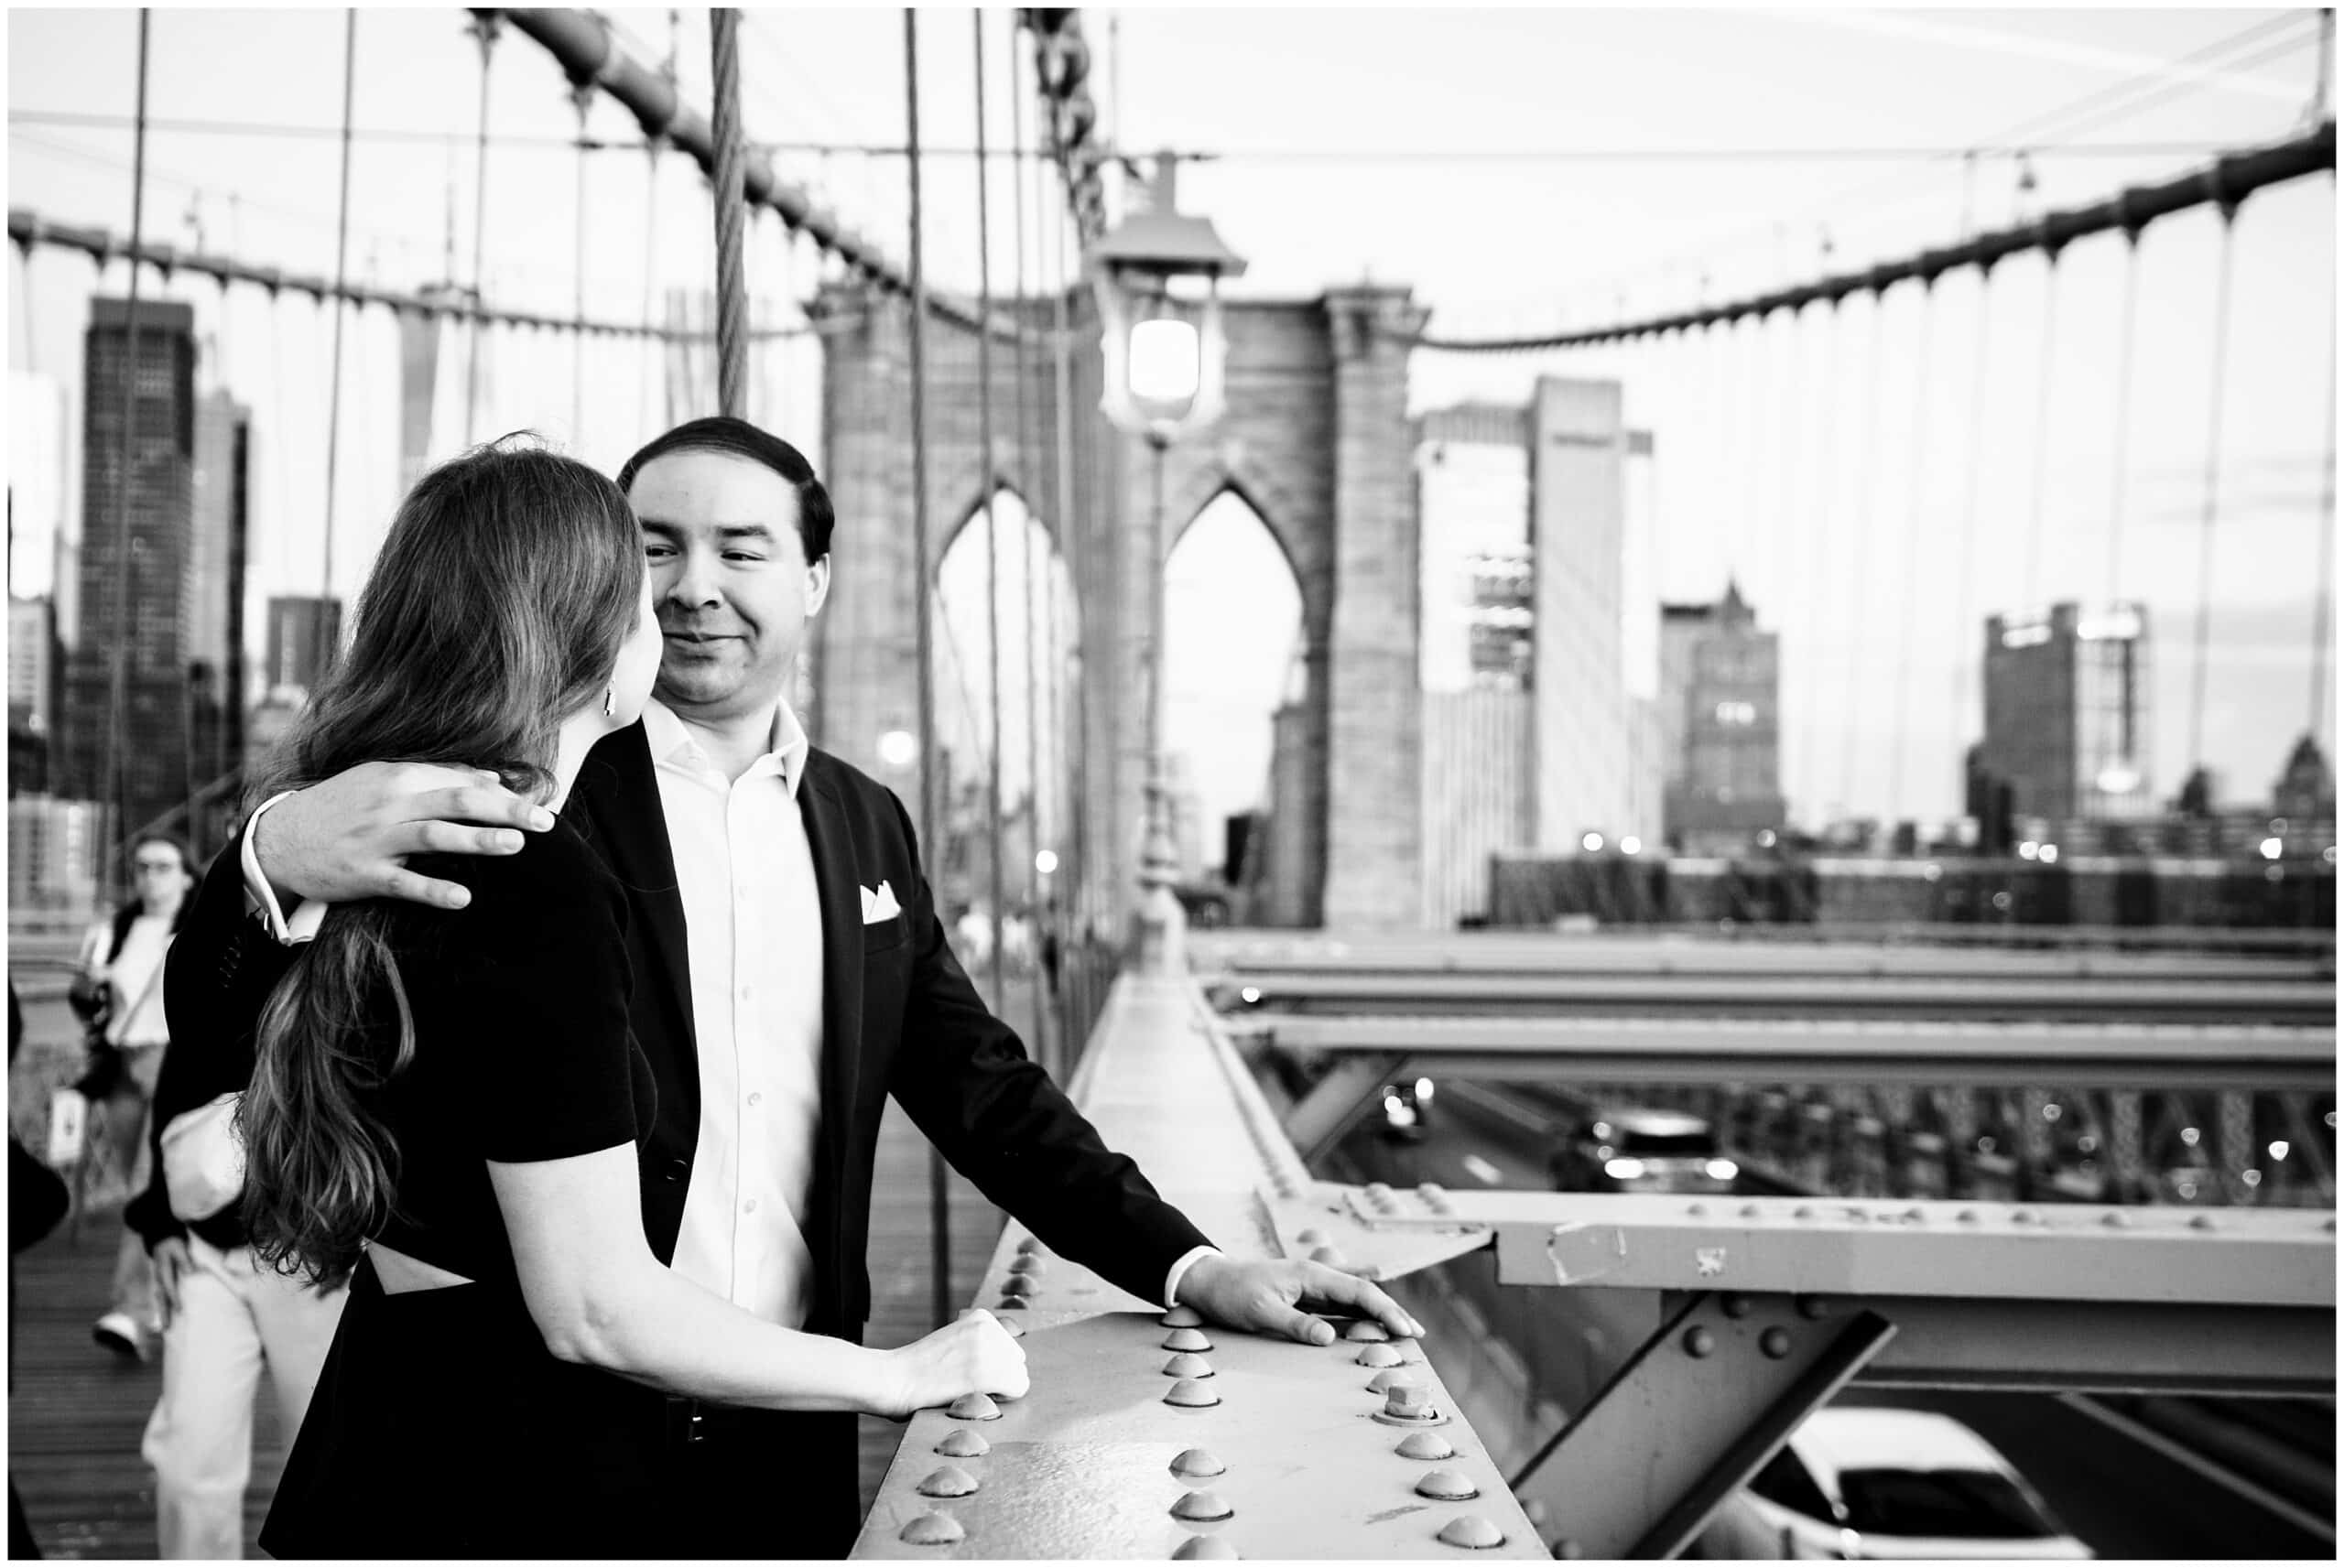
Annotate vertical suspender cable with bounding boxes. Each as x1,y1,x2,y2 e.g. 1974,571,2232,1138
99,8,152,903
465,11,498,442
1010,17,1047,1071
2309,301,2338,750
1886,284,1937,824
1836,290,1888,821
904,7,950,1333
1796,300,1841,825
315,9,357,691
2019,249,2065,608
2101,232,2143,605
2185,207,2241,778
708,8,748,419
973,12,1006,1010
572,81,592,443
1047,98,1084,982
1949,265,1998,800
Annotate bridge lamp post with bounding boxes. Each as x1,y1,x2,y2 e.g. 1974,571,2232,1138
1087,154,1246,974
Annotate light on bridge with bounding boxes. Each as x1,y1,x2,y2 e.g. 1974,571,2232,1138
1620,836,1643,856
2241,1169,2263,1188
2042,1102,2062,1121
1127,318,1203,404
2038,844,2059,865
1035,849,1059,876
2180,1126,2201,1147
1705,1159,1738,1183
1415,1077,1436,1102
2269,1141,2291,1162
1581,831,1605,852
2018,840,2039,860
1603,1157,1647,1182
2260,836,2284,860
876,729,919,769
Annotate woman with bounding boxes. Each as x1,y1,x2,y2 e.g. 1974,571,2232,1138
236,440,1025,1558
74,833,199,1361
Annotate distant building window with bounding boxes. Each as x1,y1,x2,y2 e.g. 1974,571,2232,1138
1714,700,1757,726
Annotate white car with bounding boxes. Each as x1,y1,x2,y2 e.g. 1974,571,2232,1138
1742,1408,2093,1560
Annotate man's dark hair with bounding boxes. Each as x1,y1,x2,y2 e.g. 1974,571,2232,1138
615,416,836,563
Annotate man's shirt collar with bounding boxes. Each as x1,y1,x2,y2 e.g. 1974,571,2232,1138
642,697,809,798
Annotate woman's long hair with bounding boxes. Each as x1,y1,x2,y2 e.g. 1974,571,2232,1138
239,438,644,1280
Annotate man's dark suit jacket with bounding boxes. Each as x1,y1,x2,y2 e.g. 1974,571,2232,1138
168,719,1213,1341
169,717,1209,1331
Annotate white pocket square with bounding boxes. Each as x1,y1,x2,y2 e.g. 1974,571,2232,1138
862,881,902,923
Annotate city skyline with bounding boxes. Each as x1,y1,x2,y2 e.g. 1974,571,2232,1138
5,9,2333,837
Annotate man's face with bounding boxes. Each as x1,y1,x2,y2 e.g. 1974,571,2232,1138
630,449,830,725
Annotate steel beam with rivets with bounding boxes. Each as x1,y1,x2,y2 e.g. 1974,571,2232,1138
852,973,1540,1558
1505,1291,1899,1560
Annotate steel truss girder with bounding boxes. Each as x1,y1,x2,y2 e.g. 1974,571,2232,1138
1506,1291,1898,1560
1262,1015,2334,1089
1472,1191,2335,1307
1233,973,2328,1024
1851,1295,2335,1397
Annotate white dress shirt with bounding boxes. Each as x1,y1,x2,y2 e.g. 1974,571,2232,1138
642,698,827,1329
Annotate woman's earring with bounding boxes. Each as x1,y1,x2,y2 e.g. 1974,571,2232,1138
603,683,616,718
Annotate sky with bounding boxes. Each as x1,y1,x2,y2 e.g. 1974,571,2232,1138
5,5,2336,838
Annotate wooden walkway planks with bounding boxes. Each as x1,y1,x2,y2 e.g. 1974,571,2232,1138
7,989,1008,1557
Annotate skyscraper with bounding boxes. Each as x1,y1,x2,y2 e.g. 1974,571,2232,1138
1980,601,2153,824
1660,582,1786,853
263,595,344,697
1532,376,1652,850
59,297,200,845
189,389,253,800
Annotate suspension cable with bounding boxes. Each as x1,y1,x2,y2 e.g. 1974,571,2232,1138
1010,14,1047,1071
903,7,948,1333
97,8,152,906
1948,267,1999,806
1887,281,1938,822
2185,207,2241,776
2101,231,2145,605
1837,291,1892,821
465,11,498,441
2312,284,2339,752
1043,57,1085,946
973,11,1007,1010
709,7,748,418
1398,124,2332,353
315,8,356,689
571,77,592,441
2019,247,2066,608
1795,300,1843,823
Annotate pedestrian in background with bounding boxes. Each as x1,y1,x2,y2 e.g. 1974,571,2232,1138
71,835,198,1361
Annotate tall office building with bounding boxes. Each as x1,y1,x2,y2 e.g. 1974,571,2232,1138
189,390,253,762
1532,376,1656,850
1660,582,1786,852
59,297,201,842
1980,601,2153,823
263,595,344,697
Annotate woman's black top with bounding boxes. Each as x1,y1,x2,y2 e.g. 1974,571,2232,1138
368,813,658,1289
262,812,670,1560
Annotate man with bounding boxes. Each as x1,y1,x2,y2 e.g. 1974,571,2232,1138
167,418,1416,1557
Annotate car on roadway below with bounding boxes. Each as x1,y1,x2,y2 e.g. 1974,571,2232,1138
1745,1407,2091,1560
1376,1076,1436,1141
1547,1107,1739,1195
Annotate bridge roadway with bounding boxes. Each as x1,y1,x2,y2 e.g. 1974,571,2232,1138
1352,1077,2336,1558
